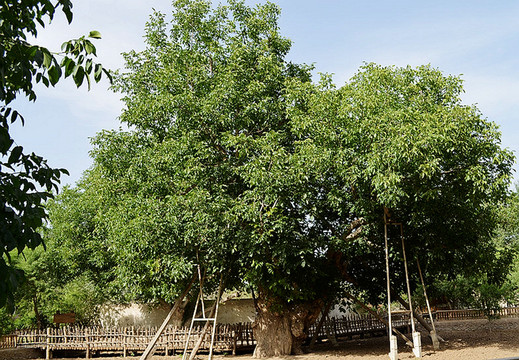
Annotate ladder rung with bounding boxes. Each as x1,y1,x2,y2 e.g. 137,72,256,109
193,318,216,321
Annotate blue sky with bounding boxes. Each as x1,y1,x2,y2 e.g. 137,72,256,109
11,0,519,186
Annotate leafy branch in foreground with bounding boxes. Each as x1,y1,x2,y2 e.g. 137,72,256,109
0,0,111,308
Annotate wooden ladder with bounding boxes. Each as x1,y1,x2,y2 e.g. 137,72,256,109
182,266,222,360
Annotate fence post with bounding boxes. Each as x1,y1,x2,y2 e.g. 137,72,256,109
123,327,127,358
45,328,51,360
86,327,90,359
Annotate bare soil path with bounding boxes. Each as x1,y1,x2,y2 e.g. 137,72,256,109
2,318,519,360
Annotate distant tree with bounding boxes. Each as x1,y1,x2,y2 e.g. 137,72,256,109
0,0,110,308
502,185,519,297
424,184,519,314
0,183,115,332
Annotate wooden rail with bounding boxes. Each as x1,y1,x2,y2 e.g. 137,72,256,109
0,335,17,349
3,307,518,358
9,324,252,358
2,313,397,358
433,307,519,321
308,312,411,341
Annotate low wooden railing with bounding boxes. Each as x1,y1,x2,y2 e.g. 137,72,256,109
433,306,519,321
308,312,411,340
0,334,17,349
8,323,254,358
2,307,518,357
1,313,397,357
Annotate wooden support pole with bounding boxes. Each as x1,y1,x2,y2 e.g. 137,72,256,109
393,291,444,343
384,209,393,335
416,259,440,350
324,316,338,346
400,225,416,334
383,208,397,360
140,275,196,360
309,301,333,349
345,292,413,348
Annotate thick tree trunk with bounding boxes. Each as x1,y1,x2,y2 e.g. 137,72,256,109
253,310,293,357
252,290,322,358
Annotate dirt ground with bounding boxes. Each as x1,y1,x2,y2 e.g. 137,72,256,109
2,318,519,360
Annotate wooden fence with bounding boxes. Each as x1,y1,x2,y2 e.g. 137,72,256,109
433,307,519,321
8,323,254,358
0,335,17,349
3,307,518,358
0,313,405,358
308,312,411,341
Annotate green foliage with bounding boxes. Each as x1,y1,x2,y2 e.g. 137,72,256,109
0,185,114,331
0,307,15,335
33,1,514,328
412,185,519,316
428,273,516,315
285,63,514,304
85,0,334,306
493,184,519,304
0,0,111,308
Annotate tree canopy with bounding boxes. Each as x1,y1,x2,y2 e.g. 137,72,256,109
10,0,515,356
62,0,514,355
0,0,110,308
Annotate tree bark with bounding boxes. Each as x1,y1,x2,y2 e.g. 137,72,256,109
252,290,322,358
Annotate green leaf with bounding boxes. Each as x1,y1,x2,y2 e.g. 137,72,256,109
84,40,96,56
10,110,22,124
3,108,12,119
85,72,91,90
8,146,23,164
29,46,39,58
48,66,61,86
42,49,52,68
85,59,93,73
102,68,112,83
88,30,102,39
64,58,76,78
73,66,85,88
0,127,13,154
93,63,102,82
62,4,73,23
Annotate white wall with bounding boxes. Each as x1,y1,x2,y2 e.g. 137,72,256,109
98,298,256,327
